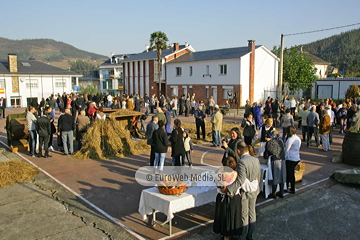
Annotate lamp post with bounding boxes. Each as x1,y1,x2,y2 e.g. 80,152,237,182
278,34,284,102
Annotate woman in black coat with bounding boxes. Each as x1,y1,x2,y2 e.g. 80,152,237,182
170,119,185,166
152,120,169,171
241,113,256,146
221,127,242,164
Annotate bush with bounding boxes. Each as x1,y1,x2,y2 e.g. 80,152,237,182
345,83,360,100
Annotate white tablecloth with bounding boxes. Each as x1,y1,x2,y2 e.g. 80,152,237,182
138,186,218,223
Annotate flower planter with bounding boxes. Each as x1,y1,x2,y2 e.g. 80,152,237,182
342,131,360,166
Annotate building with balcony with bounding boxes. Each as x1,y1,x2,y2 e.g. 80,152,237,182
99,54,133,96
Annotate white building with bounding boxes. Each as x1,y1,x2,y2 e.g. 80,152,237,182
99,54,131,96
0,54,81,108
166,40,279,105
303,52,331,78
313,77,360,99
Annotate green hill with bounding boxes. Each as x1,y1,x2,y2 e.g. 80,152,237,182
301,28,360,76
0,37,107,62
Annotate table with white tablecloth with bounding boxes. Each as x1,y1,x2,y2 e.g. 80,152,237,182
138,186,218,235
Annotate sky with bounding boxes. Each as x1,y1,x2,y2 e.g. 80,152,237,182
2,0,360,57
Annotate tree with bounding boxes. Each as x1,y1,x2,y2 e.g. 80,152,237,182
80,84,100,95
345,83,360,100
273,46,317,91
149,31,169,95
69,60,98,76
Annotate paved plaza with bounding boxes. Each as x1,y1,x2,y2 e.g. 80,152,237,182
0,107,359,240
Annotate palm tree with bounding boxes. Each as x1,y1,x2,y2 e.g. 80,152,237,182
149,31,169,95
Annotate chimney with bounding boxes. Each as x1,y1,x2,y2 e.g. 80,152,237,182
248,40,255,103
145,45,150,52
173,43,179,52
185,42,189,47
8,54,18,73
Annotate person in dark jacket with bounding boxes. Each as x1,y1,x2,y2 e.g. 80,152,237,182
221,127,242,164
185,96,191,117
152,120,169,171
146,116,158,166
58,108,75,155
241,113,256,146
163,106,172,134
179,95,185,115
36,107,52,158
170,119,185,166
194,105,206,140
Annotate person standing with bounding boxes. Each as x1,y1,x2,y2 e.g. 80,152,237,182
139,102,148,132
170,96,178,118
152,120,168,172
36,107,52,158
208,96,215,114
222,142,261,240
252,102,263,130
299,105,310,142
211,105,223,147
319,110,331,152
58,108,75,155
244,99,252,116
26,106,38,157
179,95,185,115
146,116,158,166
184,96,191,117
241,113,256,146
170,119,185,166
221,127,242,164
163,106,171,134
77,110,90,150
256,118,274,157
280,109,294,142
48,96,56,119
306,105,320,147
183,130,194,166
194,105,206,140
285,126,301,194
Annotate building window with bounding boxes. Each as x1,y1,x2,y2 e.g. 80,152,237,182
0,79,5,88
171,87,178,97
206,65,210,75
219,64,227,75
106,79,113,89
176,67,182,76
103,81,107,89
206,87,209,99
189,66,193,76
223,87,233,99
25,79,38,88
55,79,66,88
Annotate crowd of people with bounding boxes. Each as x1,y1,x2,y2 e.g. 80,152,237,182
20,90,360,240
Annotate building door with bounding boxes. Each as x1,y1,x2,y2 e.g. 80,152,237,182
183,87,187,97
317,85,333,99
212,87,217,104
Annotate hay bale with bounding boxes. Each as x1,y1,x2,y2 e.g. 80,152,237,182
0,160,38,188
74,116,150,160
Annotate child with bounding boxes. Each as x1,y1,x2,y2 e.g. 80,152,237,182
213,157,258,240
183,130,193,166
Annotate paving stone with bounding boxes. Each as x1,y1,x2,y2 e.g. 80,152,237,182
331,169,360,184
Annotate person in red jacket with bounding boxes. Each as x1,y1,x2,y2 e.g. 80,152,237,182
87,102,98,120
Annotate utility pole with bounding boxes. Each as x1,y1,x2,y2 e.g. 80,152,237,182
278,34,284,102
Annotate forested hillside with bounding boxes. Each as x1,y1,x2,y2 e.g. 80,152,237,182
0,37,107,61
301,28,360,76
